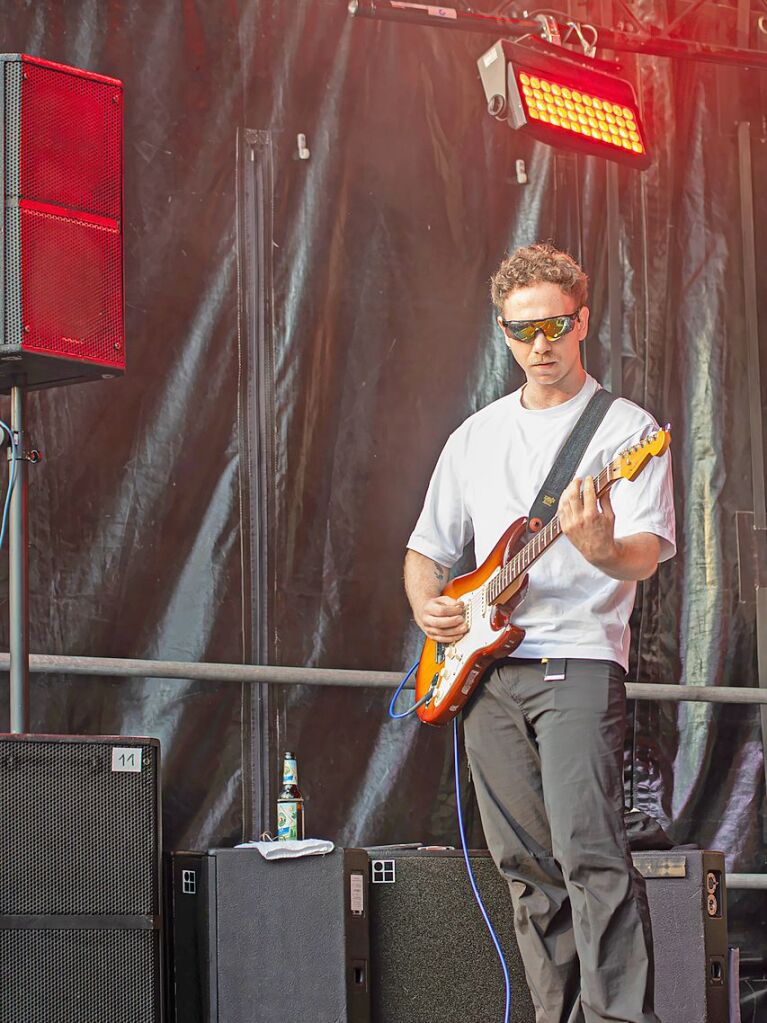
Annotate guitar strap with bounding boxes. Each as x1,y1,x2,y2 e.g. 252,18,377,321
526,387,615,537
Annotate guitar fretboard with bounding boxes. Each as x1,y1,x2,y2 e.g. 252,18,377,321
485,464,612,605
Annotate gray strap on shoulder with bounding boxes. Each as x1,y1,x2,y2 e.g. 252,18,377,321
526,388,615,535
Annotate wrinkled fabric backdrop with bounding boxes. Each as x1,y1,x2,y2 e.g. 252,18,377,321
0,0,765,1014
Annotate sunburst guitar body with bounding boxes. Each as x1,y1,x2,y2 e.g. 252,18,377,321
414,427,671,725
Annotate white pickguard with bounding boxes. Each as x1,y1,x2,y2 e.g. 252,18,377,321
432,566,508,710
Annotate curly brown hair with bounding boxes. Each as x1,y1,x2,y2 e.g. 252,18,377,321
490,243,588,310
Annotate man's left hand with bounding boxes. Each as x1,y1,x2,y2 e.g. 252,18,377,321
558,475,617,567
558,475,662,581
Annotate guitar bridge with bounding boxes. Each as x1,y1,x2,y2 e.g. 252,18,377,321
435,642,445,664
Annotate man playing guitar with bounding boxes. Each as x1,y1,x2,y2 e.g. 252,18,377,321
404,244,675,1023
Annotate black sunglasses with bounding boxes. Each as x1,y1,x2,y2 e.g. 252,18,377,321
499,309,581,343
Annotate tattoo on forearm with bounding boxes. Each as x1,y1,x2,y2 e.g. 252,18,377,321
433,565,447,584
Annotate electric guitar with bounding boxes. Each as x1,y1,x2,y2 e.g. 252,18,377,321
414,427,671,725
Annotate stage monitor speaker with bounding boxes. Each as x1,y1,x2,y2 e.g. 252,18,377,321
366,848,536,1023
367,847,729,1023
635,849,729,1023
0,54,124,392
167,847,371,1023
0,733,162,1023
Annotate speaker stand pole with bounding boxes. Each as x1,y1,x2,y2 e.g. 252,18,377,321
9,383,29,733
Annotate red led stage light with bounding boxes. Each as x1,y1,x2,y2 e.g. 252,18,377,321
478,39,650,170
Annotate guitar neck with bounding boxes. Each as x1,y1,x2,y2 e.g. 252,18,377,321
487,464,613,605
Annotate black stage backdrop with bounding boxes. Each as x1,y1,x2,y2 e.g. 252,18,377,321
0,0,765,1010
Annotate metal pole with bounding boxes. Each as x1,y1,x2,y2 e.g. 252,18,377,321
606,162,622,397
726,873,767,890
3,652,767,704
241,128,277,839
8,384,29,732
733,0,767,812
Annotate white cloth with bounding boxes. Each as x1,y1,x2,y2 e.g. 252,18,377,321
407,375,676,670
235,838,335,860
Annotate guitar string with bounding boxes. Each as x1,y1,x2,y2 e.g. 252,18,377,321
446,474,599,654
485,428,662,605
485,462,612,606
453,464,611,639
436,431,663,701
453,431,660,638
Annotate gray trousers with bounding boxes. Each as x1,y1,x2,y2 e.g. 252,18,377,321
463,659,661,1023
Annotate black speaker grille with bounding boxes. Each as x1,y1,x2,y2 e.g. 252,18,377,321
4,61,22,345
369,852,536,1023
4,202,22,344
0,737,159,915
0,928,159,1023
4,61,21,197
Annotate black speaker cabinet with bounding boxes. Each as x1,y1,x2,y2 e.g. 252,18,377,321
367,847,729,1023
168,847,371,1023
366,848,536,1023
0,732,163,1023
635,849,728,1023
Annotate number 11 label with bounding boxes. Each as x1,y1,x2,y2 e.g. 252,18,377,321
111,747,142,773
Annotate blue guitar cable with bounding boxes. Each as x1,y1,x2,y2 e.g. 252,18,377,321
0,419,18,548
388,660,434,719
389,661,512,1023
453,715,511,1023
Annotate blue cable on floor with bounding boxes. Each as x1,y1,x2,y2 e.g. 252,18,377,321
389,660,511,1023
453,715,511,1023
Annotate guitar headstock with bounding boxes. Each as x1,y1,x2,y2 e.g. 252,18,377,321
609,426,671,483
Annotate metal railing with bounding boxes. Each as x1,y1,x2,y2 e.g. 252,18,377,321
3,652,765,890
3,652,767,704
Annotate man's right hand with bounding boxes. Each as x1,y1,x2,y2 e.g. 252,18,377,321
404,549,468,644
415,596,468,643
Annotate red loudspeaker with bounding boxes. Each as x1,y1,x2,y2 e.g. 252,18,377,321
0,54,124,392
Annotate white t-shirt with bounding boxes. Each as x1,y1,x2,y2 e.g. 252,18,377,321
407,375,676,669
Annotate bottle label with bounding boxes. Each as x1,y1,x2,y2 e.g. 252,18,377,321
282,758,298,786
277,801,299,841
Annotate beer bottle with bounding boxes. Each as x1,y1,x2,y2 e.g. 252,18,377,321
277,751,305,841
